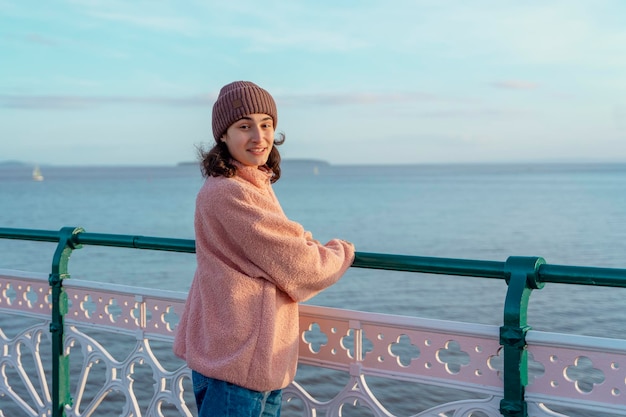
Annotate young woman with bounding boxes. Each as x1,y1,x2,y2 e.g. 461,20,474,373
173,81,355,416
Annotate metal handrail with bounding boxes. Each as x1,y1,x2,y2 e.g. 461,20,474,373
1,226,625,417
3,227,625,286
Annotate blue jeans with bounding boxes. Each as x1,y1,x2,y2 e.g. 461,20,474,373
192,371,282,417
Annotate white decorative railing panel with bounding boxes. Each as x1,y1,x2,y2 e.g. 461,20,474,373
1,269,625,417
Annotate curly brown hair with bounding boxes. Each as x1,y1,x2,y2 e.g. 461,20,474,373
198,133,286,183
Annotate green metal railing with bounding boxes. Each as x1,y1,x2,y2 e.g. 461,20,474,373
1,226,625,417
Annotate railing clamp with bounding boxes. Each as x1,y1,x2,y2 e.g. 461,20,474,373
49,274,61,286
499,326,526,349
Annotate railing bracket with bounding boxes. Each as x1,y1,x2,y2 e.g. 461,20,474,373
499,256,545,417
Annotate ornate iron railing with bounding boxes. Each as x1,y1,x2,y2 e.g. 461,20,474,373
0,226,625,417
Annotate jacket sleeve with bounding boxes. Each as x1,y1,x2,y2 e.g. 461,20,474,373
209,182,355,302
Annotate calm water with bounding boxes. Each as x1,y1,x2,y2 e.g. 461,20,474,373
1,162,625,416
1,162,625,338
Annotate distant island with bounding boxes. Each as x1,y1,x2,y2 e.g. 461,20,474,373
177,159,330,167
2,159,331,169
0,160,31,168
281,159,330,166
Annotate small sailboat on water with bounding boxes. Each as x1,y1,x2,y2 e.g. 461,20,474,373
32,165,44,181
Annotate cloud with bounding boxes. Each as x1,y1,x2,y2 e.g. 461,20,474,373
86,11,197,35
414,108,532,119
0,94,214,109
491,80,540,90
2,33,58,47
0,90,444,110
278,91,440,106
614,105,626,131
24,33,57,46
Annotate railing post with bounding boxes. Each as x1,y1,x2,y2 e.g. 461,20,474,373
499,256,545,417
49,226,83,417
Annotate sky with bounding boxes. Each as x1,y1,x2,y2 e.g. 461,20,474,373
1,0,625,166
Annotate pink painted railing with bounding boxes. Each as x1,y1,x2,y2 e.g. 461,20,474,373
1,269,624,417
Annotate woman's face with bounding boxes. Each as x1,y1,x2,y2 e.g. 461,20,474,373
221,113,275,167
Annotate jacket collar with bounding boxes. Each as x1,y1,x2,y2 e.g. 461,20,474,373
232,161,274,188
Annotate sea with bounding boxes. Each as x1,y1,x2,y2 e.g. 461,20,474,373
1,161,625,416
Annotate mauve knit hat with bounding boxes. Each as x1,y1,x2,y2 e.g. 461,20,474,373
212,81,277,142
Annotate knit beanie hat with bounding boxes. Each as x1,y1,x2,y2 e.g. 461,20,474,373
212,81,278,142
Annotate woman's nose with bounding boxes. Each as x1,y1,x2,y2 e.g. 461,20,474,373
250,126,264,141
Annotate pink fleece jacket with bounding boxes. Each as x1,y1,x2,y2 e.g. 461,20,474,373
173,164,355,392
